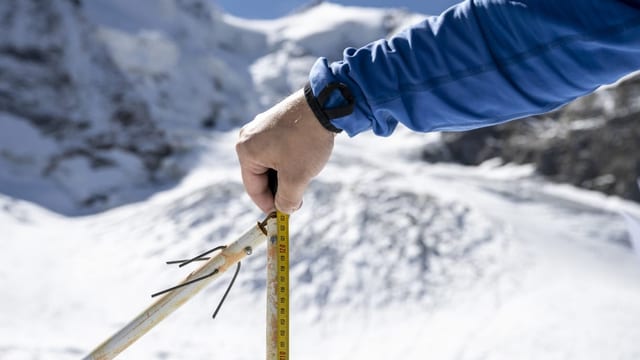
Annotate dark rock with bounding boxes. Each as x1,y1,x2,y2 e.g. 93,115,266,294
0,0,175,214
426,75,640,203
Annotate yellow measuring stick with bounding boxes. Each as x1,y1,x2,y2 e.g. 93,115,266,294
266,168,290,360
277,211,289,359
267,210,289,360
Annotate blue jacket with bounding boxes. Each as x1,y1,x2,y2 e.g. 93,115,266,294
308,0,640,137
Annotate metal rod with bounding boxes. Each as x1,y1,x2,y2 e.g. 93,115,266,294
212,261,241,319
165,257,210,265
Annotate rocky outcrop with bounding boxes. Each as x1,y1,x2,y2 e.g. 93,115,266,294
0,0,173,213
423,75,640,202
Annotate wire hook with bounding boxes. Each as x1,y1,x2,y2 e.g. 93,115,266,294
152,245,243,319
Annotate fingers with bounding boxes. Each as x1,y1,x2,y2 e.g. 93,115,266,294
236,89,334,215
239,163,306,215
274,171,307,214
239,161,275,214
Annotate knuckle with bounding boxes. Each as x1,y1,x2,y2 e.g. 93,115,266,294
276,198,301,213
276,187,299,204
235,131,252,157
235,139,245,156
278,196,298,209
238,124,249,139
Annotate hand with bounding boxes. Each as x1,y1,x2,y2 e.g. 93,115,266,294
236,89,335,214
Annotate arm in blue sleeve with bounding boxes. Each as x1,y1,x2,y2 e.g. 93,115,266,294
308,0,640,137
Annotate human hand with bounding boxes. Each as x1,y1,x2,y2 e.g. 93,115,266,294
236,89,335,214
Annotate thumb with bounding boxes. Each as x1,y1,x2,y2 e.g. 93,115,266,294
274,172,307,214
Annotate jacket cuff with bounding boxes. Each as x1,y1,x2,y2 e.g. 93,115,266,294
308,57,374,137
304,82,350,133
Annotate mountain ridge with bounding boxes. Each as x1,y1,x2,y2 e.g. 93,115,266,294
0,0,421,214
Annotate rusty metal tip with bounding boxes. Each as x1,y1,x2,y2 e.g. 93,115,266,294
258,212,275,235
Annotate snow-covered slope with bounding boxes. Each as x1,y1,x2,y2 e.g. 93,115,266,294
0,0,421,215
2,2,640,360
0,0,173,214
3,128,640,359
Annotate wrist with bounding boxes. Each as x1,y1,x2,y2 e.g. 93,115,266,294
303,81,355,134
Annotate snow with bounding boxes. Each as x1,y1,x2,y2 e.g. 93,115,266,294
2,1,640,360
623,212,640,261
3,126,640,359
96,29,180,75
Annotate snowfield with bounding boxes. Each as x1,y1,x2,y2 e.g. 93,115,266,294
2,1,640,359
3,128,640,360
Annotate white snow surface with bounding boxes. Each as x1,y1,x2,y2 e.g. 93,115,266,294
3,128,640,360
2,2,640,360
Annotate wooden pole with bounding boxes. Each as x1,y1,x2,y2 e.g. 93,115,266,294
267,211,289,360
84,216,276,360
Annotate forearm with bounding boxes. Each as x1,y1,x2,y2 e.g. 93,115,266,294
309,0,640,136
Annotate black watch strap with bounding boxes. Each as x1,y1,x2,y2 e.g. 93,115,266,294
304,81,355,133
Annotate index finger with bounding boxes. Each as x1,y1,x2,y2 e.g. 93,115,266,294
240,161,275,214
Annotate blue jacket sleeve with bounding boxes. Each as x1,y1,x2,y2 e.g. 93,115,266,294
308,0,640,137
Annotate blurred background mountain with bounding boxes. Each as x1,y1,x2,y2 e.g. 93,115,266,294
1,0,637,217
0,0,426,214
423,74,640,202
